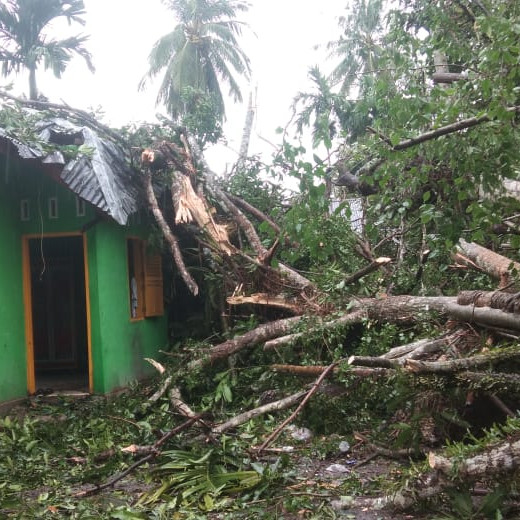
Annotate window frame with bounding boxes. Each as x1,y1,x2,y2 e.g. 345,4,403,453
127,238,164,321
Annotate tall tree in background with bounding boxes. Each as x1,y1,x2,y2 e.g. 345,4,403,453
328,0,386,96
140,0,251,124
0,0,94,100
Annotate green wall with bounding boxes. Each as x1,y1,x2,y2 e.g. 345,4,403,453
0,160,167,402
0,162,26,402
87,220,167,393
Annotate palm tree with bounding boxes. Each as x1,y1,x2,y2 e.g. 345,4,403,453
328,0,386,96
293,66,351,150
140,0,251,122
0,0,94,100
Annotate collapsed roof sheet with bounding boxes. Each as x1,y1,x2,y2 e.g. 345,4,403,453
1,118,141,225
38,119,141,225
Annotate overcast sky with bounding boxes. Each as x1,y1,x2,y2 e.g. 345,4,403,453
5,0,348,171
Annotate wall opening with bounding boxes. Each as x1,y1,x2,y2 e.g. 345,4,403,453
28,236,89,393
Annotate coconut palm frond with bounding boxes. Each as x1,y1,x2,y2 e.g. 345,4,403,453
0,0,93,99
144,0,250,122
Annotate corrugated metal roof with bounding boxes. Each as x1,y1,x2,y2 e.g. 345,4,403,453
0,118,141,225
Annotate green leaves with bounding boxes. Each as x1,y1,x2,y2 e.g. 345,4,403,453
140,447,262,509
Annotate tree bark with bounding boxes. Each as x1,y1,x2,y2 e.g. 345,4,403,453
28,65,38,101
457,290,520,313
354,295,520,331
187,316,303,370
429,439,520,476
271,364,393,378
392,106,520,151
405,345,520,373
228,194,281,234
210,390,307,436
263,310,366,350
380,335,449,361
455,371,520,390
454,239,520,288
348,356,399,369
143,169,199,296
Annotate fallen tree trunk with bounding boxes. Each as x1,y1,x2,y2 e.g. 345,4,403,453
429,439,520,476
355,295,520,331
454,239,520,288
192,295,520,371
356,438,520,511
405,345,520,373
187,316,302,370
263,310,366,350
457,290,520,313
455,371,520,390
271,364,393,378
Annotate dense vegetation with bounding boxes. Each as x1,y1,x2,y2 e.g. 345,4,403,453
1,0,520,518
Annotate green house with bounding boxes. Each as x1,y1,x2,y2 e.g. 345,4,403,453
0,118,168,406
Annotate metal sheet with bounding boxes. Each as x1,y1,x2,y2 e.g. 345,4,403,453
0,118,141,225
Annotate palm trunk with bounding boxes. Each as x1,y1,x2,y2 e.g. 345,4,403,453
28,65,38,100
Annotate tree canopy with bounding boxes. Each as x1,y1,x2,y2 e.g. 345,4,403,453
0,0,94,100
140,0,251,125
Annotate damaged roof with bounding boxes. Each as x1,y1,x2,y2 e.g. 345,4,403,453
0,117,141,225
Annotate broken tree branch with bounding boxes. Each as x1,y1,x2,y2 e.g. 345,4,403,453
392,106,520,151
143,168,199,296
210,390,307,436
263,310,366,350
228,194,281,234
343,257,392,285
405,345,520,373
171,171,234,255
187,315,303,371
348,356,400,369
454,239,520,288
256,362,338,454
380,335,450,361
73,415,202,498
271,364,393,378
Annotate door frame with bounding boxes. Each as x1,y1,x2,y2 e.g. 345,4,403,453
22,232,93,394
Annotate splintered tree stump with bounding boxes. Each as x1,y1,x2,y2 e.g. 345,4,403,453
227,292,303,314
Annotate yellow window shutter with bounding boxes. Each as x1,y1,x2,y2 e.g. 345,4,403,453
144,251,164,317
